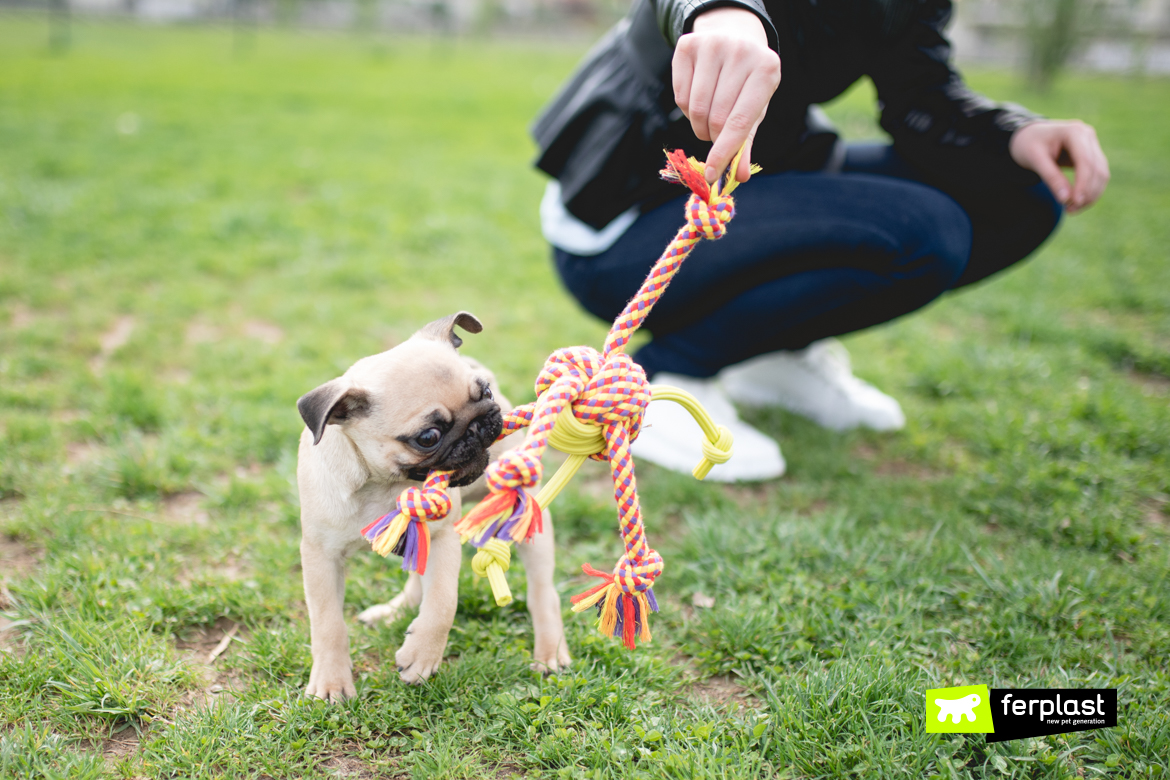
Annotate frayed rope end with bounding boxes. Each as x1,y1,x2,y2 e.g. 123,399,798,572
456,487,543,546
569,564,658,650
362,512,431,575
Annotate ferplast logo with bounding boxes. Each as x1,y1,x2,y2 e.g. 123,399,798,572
924,686,1118,743
925,685,995,734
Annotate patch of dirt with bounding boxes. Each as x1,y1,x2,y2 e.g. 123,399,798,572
691,591,716,609
235,463,264,479
930,322,959,342
0,497,21,521
1129,370,1170,397
1142,497,1168,529
0,615,15,650
175,553,249,587
243,320,284,345
0,565,25,655
161,492,209,526
0,535,39,580
90,315,135,372
102,724,144,765
66,441,103,467
0,601,23,656
319,754,381,778
164,368,193,385
173,618,244,662
724,483,773,510
853,443,941,480
685,673,760,709
173,618,251,710
185,320,222,344
795,498,832,517
10,304,34,329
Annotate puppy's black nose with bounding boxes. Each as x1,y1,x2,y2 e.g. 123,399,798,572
475,408,503,445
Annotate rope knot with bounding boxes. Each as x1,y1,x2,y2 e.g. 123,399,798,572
700,424,733,466
684,193,735,241
485,448,542,491
471,537,511,577
614,549,664,594
536,347,651,451
579,352,650,436
471,538,513,607
396,484,451,520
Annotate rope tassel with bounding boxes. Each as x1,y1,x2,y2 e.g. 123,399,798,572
362,471,452,575
570,565,658,649
454,486,543,546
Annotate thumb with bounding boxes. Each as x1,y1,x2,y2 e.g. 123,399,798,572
1029,149,1071,205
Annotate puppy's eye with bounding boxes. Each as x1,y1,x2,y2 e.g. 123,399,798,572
483,386,493,400
415,428,442,450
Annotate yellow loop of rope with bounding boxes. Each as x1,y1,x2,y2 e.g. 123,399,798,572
471,537,513,607
647,385,734,479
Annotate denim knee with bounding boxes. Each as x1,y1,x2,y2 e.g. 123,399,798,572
900,188,973,291
953,180,1064,288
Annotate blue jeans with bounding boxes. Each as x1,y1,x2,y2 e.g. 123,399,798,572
553,143,1062,378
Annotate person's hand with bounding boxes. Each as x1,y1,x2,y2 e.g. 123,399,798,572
673,6,781,185
1009,120,1109,214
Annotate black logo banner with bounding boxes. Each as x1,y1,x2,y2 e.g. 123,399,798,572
986,689,1117,743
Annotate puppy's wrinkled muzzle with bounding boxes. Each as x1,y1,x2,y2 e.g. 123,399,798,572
407,406,503,486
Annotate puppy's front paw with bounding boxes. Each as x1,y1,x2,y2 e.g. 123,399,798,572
394,619,448,684
305,661,356,703
357,599,407,627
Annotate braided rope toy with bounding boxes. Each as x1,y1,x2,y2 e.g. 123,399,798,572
365,147,757,648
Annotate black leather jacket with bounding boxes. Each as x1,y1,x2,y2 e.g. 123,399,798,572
532,0,1040,229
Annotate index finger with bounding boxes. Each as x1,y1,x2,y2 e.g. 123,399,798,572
703,68,775,183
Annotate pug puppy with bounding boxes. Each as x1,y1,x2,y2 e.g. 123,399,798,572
296,312,571,701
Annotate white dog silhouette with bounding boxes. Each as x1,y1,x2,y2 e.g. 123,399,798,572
935,693,981,723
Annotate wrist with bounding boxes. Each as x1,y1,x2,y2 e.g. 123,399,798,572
1008,120,1048,168
691,6,769,46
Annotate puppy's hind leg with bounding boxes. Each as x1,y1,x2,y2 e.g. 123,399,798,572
357,572,422,626
516,507,571,674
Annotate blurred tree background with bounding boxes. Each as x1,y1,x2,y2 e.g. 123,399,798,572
3,0,1170,87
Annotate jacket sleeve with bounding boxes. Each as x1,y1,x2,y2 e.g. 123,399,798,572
869,0,1041,192
654,0,779,51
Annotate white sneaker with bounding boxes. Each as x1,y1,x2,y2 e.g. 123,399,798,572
630,373,786,483
719,339,905,432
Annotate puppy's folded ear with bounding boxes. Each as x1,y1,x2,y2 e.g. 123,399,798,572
417,311,483,349
297,380,371,445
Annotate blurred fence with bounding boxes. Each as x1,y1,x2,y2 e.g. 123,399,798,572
1,0,1168,74
952,0,1170,75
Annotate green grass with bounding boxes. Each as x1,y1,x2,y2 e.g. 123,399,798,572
1,17,1168,779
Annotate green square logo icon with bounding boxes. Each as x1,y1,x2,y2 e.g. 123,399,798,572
926,685,995,733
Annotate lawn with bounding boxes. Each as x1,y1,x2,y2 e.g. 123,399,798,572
0,16,1168,780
